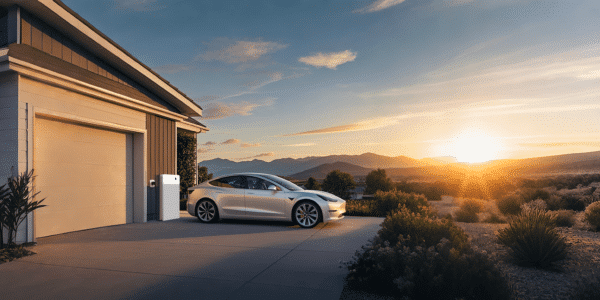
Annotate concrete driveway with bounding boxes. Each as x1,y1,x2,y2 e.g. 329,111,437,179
0,212,383,300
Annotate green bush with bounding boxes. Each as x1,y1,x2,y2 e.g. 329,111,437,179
584,201,600,230
551,209,575,227
497,195,522,215
497,209,568,269
346,208,511,299
545,194,586,211
454,199,483,223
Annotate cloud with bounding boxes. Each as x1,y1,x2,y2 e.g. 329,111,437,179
221,139,240,145
520,141,600,148
285,143,317,147
202,99,274,120
113,0,165,12
298,50,357,70
354,0,406,13
199,38,287,63
201,141,217,146
241,143,261,148
197,148,213,154
237,152,275,160
285,111,444,136
196,95,222,103
577,70,600,80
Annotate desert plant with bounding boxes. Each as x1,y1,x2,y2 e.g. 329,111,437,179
521,199,548,213
497,195,522,215
346,208,511,299
372,190,429,217
2,170,46,248
584,201,600,230
551,210,575,227
454,198,483,223
304,177,321,190
483,212,506,224
0,183,9,249
497,209,568,269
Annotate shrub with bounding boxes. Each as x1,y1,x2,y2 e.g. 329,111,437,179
454,198,483,223
483,213,506,224
546,194,586,211
344,200,374,216
551,210,575,227
180,199,187,211
521,199,547,213
346,208,511,299
584,201,600,230
497,209,568,269
497,195,522,215
372,190,429,217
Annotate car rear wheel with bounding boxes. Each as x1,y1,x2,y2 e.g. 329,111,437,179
294,201,320,228
196,200,218,223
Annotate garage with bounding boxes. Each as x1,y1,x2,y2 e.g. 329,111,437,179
33,116,134,237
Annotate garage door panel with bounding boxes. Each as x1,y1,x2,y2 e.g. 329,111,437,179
35,162,131,188
36,204,128,236
34,117,133,238
34,140,128,166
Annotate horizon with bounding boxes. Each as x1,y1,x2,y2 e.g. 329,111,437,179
64,0,600,163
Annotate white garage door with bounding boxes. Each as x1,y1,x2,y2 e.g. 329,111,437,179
34,117,133,237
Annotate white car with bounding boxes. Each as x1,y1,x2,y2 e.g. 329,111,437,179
187,173,346,228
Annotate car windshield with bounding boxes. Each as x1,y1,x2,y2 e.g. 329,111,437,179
261,175,303,191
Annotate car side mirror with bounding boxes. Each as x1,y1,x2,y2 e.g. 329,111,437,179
267,185,278,191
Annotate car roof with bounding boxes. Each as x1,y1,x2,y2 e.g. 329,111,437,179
212,173,278,179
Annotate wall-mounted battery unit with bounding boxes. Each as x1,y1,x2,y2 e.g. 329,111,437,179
159,174,180,221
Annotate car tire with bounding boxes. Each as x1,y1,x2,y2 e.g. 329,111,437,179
293,201,321,228
196,199,219,223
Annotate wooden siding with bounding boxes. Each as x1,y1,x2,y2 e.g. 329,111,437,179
147,114,176,184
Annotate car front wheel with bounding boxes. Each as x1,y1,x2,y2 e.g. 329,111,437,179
196,200,218,223
294,201,321,228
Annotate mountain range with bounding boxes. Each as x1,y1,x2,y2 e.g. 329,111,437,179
200,151,600,180
200,152,454,178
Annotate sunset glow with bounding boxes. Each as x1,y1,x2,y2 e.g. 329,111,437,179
451,130,503,163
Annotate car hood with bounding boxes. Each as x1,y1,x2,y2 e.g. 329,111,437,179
293,190,345,202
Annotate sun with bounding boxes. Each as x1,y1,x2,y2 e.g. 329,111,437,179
451,130,503,163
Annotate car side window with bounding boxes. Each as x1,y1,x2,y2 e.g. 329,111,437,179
209,176,246,189
246,176,270,190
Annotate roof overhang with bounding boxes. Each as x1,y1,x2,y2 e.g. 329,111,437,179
0,0,203,117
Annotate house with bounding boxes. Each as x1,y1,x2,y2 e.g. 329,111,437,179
0,1,207,243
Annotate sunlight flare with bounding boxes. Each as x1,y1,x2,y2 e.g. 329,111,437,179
451,129,503,163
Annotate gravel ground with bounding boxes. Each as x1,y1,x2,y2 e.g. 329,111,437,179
340,197,600,300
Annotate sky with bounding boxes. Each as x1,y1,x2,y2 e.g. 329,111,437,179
63,0,600,163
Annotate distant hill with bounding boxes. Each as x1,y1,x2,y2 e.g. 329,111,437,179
200,152,431,177
289,162,373,180
200,150,600,179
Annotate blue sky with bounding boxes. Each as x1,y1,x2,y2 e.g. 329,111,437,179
63,0,600,162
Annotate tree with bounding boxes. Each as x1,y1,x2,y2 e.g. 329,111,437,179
365,169,392,195
198,166,213,183
305,177,321,190
1,169,46,248
177,132,197,198
322,170,356,199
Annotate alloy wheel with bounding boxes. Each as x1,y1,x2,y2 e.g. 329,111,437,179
197,200,216,222
295,202,319,228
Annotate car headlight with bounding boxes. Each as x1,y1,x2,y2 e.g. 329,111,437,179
317,194,338,202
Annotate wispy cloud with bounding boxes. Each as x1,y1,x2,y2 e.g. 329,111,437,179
198,38,287,63
241,143,261,148
354,0,406,13
113,0,165,12
521,141,600,148
299,50,357,70
221,139,240,145
201,141,217,146
285,143,317,147
237,152,275,160
284,111,444,136
202,98,275,120
197,148,213,154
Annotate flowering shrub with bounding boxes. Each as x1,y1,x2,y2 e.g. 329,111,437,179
346,207,511,299
497,209,568,269
584,201,600,230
